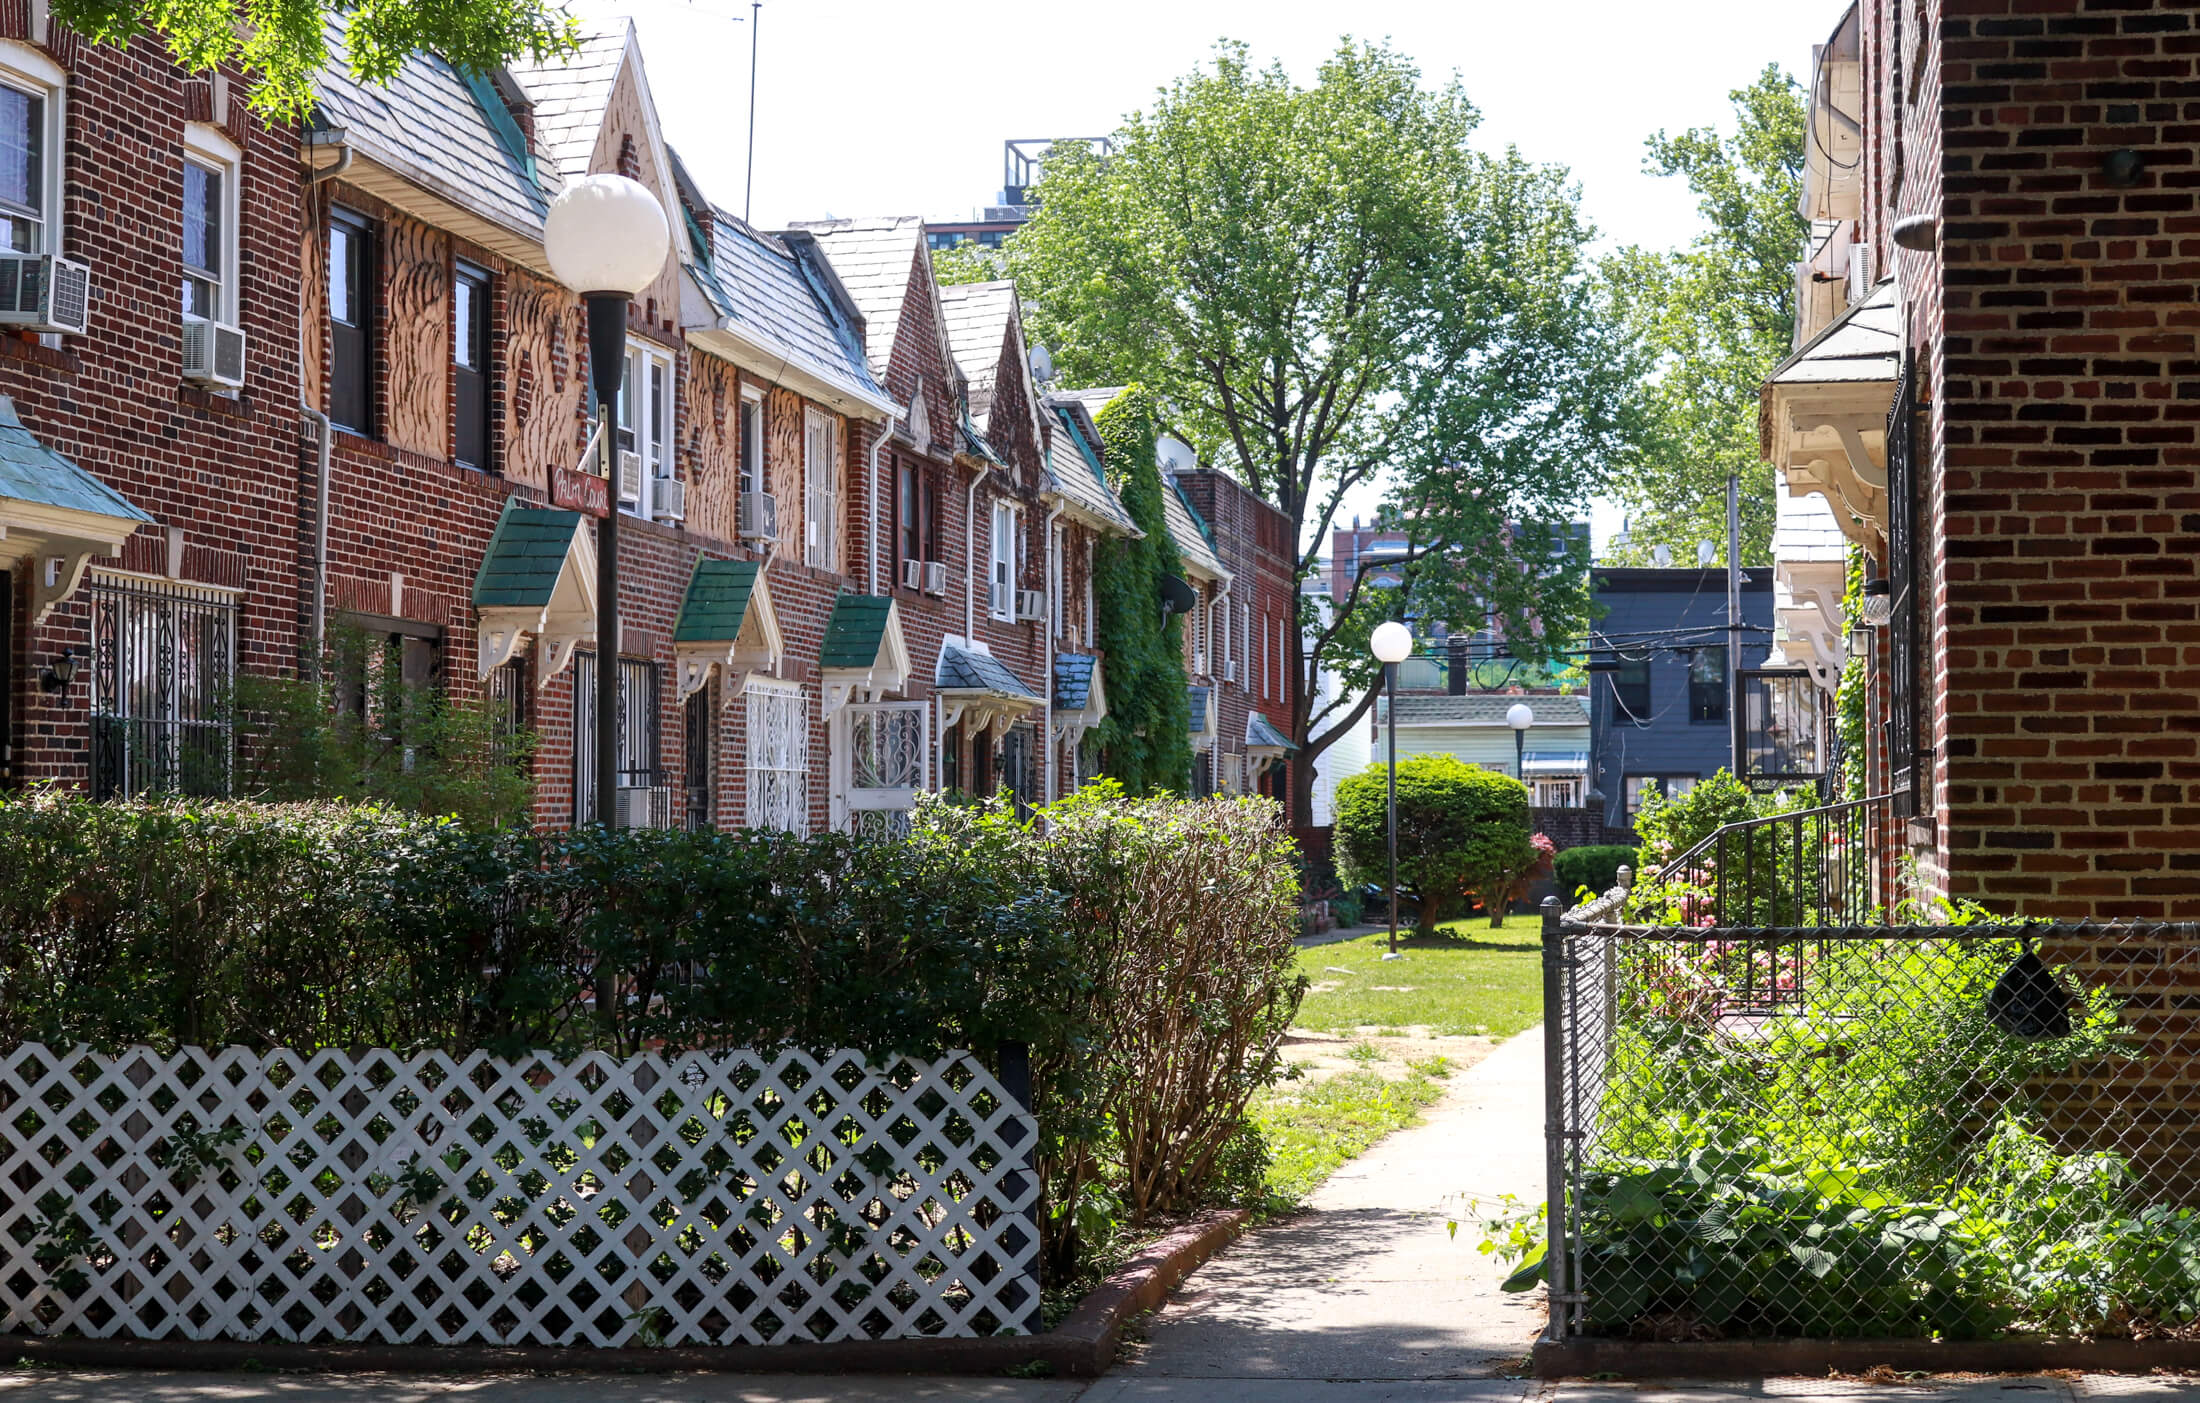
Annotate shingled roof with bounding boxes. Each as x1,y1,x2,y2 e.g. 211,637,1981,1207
0,398,148,524
936,281,1018,431
690,210,887,414
937,643,1041,701
474,504,589,608
313,21,551,238
673,558,759,644
782,216,928,381
1374,694,1589,727
1165,479,1229,583
1045,407,1137,536
820,595,896,670
506,27,630,182
1054,652,1097,712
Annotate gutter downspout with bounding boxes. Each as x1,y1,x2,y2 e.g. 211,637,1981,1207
964,461,990,640
1041,500,1064,804
301,132,351,681
867,426,885,594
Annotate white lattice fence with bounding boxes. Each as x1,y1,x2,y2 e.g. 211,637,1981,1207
0,1043,1038,1346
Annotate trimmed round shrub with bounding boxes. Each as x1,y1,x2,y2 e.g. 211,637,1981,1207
1333,755,1534,934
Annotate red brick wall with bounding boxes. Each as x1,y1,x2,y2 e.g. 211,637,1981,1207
7,32,304,787
1179,468,1297,800
1917,0,2200,917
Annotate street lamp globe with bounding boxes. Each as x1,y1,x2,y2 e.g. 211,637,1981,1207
544,174,670,295
1370,620,1413,665
1507,702,1534,732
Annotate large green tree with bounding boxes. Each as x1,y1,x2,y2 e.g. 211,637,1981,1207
1010,40,1632,823
1602,65,1807,567
53,0,579,120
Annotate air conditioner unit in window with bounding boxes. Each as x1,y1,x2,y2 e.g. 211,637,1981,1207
901,558,926,591
0,253,89,335
181,320,246,389
922,561,948,596
654,477,685,521
617,785,673,830
739,490,777,541
1225,658,1242,685
1015,588,1046,623
617,450,642,504
988,581,1013,618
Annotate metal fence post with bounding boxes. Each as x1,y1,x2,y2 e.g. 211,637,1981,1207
1539,894,1570,1339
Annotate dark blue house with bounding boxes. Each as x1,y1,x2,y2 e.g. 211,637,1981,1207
1589,567,1776,833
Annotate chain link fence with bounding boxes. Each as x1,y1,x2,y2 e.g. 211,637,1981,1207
1544,916,2200,1343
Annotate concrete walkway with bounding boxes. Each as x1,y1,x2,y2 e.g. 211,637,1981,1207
1080,1026,1551,1401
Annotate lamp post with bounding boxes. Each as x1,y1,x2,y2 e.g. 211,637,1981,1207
543,174,670,828
1507,701,1534,787
1371,621,1413,960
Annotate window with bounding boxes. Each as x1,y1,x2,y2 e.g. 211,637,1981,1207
571,653,661,826
488,655,530,773
746,680,808,835
1624,774,1698,819
1000,722,1037,818
803,409,837,570
1688,646,1727,724
1612,658,1651,725
989,499,1018,619
0,52,61,257
328,209,374,433
895,455,927,574
87,575,235,800
618,343,674,518
453,264,491,470
1535,777,1580,808
181,124,239,327
1208,600,1227,679
738,390,763,496
683,685,712,832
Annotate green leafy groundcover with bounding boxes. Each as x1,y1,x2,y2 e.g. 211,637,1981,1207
1558,933,2200,1340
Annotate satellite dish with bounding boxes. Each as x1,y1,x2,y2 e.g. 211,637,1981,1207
1697,541,1716,565
1156,433,1197,475
1652,544,1672,567
1159,574,1199,617
1029,343,1055,385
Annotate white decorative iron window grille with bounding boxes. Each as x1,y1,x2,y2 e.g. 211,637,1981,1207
803,410,836,573
0,1042,1038,1345
87,574,235,800
747,680,808,836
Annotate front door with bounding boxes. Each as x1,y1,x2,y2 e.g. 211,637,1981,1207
835,699,926,836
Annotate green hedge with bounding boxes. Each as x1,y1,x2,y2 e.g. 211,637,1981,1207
1554,844,1636,900
0,785,1304,1281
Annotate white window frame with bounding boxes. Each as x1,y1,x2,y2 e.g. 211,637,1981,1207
803,408,838,571
1209,599,1227,680
746,678,809,836
989,499,1019,621
181,122,240,328
1049,520,1064,639
0,43,62,259
620,341,675,521
738,385,764,496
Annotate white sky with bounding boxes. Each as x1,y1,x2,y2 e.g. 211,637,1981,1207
572,0,1831,555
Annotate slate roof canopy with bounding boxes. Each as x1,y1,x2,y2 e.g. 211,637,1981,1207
0,398,150,524
1054,652,1097,712
938,643,1041,701
1374,694,1590,727
673,559,759,643
820,595,896,670
689,208,889,415
473,505,589,607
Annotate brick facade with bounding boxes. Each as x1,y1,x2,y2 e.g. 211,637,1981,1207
1,27,304,790
1177,468,1297,799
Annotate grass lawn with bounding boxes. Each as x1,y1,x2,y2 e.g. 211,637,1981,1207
1292,914,1545,1039
1251,1062,1449,1206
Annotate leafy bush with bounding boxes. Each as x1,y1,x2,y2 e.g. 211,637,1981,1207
1334,755,1533,934
1624,773,1820,925
0,784,1304,1284
1554,845,1635,900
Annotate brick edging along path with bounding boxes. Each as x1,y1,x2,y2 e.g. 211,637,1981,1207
2,1211,1249,1380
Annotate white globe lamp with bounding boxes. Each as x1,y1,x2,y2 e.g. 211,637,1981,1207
1508,700,1534,786
1370,620,1413,665
544,174,671,297
543,174,670,830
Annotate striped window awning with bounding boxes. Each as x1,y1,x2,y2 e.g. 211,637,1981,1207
1522,749,1589,775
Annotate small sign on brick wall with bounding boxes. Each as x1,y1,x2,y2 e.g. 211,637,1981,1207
552,464,610,518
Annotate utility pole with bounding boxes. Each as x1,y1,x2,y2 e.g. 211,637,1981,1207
745,3,761,222
1727,471,1744,780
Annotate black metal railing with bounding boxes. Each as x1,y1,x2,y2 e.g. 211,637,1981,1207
1637,792,1894,935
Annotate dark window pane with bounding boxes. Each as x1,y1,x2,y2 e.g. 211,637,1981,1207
0,84,42,252
453,268,489,468
182,161,221,320
1688,646,1727,723
1614,659,1651,724
329,215,373,433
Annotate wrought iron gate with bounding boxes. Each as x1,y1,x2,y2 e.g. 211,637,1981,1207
88,575,234,800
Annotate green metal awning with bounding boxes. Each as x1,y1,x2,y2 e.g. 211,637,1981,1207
0,395,154,623
472,499,594,684
672,556,781,698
